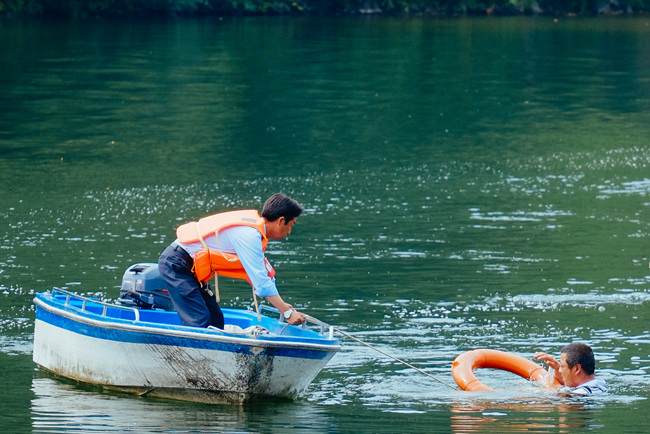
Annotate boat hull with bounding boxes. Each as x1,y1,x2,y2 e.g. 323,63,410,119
33,291,340,403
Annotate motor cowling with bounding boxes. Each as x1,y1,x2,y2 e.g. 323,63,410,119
118,263,174,311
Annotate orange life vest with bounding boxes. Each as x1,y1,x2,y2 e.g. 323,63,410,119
175,209,276,284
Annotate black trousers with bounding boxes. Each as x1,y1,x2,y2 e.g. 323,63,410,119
157,243,224,329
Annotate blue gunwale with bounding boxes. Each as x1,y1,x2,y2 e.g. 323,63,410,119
34,290,341,358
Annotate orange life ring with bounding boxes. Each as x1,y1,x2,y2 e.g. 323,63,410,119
451,349,562,391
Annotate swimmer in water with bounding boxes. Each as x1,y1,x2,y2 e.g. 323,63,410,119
534,342,607,395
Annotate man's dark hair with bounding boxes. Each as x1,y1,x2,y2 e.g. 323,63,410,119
561,343,596,375
261,193,304,224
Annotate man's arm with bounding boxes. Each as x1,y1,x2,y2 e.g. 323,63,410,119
223,226,305,325
225,226,279,296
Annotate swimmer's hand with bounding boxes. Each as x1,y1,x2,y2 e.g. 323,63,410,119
534,351,565,385
533,351,560,371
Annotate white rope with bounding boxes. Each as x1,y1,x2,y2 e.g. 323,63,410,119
196,222,219,302
194,220,260,319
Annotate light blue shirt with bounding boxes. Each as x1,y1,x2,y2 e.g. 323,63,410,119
175,225,278,297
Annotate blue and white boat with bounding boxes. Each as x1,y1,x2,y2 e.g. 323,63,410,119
33,288,340,404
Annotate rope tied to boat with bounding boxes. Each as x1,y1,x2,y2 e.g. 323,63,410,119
195,221,220,303
195,222,262,321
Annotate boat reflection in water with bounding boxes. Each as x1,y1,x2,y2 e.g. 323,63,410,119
30,376,336,432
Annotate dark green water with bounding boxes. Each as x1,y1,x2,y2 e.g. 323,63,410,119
1,15,650,432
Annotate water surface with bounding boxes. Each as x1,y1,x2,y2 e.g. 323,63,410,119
1,15,650,433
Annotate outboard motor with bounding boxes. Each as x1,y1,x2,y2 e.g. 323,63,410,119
118,263,174,311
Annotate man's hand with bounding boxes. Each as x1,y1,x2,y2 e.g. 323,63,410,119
534,352,560,371
286,309,306,325
265,295,306,325
534,351,565,385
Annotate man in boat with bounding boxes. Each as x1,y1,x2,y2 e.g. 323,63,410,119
534,343,607,395
158,193,306,329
